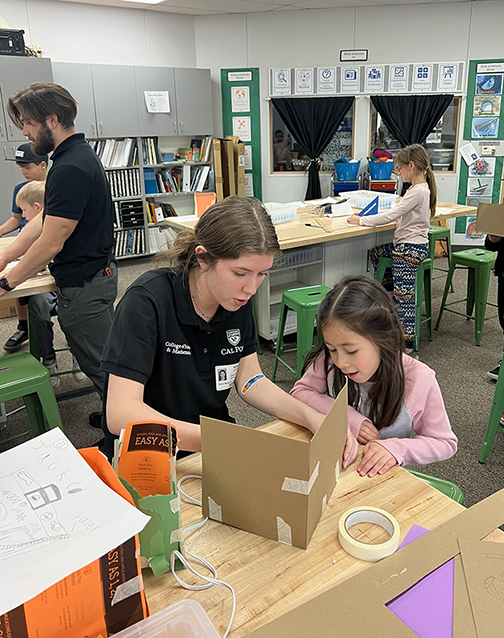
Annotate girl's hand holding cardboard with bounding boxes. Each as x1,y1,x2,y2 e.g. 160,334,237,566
343,430,359,468
357,441,398,478
357,419,380,444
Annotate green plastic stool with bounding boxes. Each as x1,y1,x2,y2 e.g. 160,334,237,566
28,321,82,381
407,469,464,504
0,352,63,444
375,256,433,352
434,248,498,346
479,362,504,463
271,285,331,381
429,225,454,292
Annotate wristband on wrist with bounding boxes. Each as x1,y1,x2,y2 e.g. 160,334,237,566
0,276,14,292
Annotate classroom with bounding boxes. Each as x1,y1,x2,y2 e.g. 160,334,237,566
0,0,503,636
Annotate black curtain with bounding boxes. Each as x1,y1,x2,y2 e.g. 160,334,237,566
272,96,354,200
370,94,454,147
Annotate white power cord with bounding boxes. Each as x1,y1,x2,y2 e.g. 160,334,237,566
174,475,236,638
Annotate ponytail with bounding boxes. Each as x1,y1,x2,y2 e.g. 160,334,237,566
154,228,198,271
425,165,437,217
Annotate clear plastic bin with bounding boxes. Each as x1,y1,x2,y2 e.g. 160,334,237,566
112,600,220,638
344,190,398,210
264,202,300,225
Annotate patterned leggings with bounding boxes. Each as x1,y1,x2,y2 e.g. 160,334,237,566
370,242,429,349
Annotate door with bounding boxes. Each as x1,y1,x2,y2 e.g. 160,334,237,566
52,62,97,139
0,57,53,140
134,66,178,137
91,65,139,138
174,68,213,135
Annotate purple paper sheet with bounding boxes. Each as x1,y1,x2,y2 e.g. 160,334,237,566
386,525,454,638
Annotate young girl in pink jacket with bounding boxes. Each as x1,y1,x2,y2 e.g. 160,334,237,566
290,276,457,478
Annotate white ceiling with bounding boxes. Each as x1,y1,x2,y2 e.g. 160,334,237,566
49,0,486,16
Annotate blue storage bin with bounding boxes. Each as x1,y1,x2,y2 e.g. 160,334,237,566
333,160,360,181
368,160,394,180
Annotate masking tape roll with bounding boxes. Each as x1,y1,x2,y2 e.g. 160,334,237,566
338,506,400,562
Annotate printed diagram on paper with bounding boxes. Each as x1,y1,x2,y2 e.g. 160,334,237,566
0,467,71,560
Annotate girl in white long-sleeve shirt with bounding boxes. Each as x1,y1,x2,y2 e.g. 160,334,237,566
290,276,457,478
348,144,437,352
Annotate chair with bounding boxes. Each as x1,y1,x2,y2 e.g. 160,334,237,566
407,469,464,504
0,352,63,444
479,362,504,463
434,248,498,346
271,285,331,381
28,321,83,382
375,256,433,352
428,224,454,292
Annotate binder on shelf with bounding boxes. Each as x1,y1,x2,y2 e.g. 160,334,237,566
182,163,192,192
144,168,158,194
195,165,211,192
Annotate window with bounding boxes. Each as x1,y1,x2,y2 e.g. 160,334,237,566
271,102,354,173
370,97,461,172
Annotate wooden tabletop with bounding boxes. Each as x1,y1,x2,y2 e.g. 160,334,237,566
0,236,56,299
143,451,501,637
165,202,476,251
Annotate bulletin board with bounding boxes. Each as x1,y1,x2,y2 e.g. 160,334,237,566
457,58,504,208
221,68,262,201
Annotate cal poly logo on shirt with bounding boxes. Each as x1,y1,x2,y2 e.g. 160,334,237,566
226,329,241,346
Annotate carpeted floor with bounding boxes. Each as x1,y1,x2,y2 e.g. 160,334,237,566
0,255,502,508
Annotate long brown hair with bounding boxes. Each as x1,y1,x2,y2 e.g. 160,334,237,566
156,196,280,272
395,144,437,217
303,275,405,430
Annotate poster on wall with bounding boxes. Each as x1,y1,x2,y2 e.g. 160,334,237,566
244,174,254,197
437,64,459,91
472,117,499,138
244,146,252,170
317,67,336,94
232,116,251,141
365,66,384,92
271,69,291,95
467,177,494,197
295,68,314,94
466,195,493,207
468,157,495,177
389,65,409,91
412,64,433,91
473,96,501,118
465,214,484,240
475,74,503,95
231,87,250,112
341,67,360,93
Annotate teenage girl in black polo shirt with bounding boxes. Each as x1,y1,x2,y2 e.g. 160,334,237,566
102,196,358,463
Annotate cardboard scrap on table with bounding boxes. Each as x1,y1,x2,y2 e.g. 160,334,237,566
474,202,504,237
246,488,504,637
201,383,348,550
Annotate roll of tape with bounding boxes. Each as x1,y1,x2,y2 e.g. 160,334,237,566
338,506,400,562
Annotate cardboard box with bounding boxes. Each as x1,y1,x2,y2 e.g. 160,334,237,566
474,202,504,236
0,296,17,319
201,384,348,549
245,487,504,638
212,139,224,201
225,135,246,197
220,137,236,198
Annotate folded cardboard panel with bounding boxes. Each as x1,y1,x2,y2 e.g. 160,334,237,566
474,202,504,236
220,138,236,198
225,135,245,197
201,384,348,549
212,139,224,201
245,488,504,638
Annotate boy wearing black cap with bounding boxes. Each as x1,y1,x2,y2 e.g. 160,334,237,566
2,142,48,352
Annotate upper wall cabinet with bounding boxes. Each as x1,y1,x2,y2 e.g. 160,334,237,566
53,62,213,139
0,57,53,143
173,68,213,136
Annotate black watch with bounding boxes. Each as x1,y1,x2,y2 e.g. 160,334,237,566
0,276,14,292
